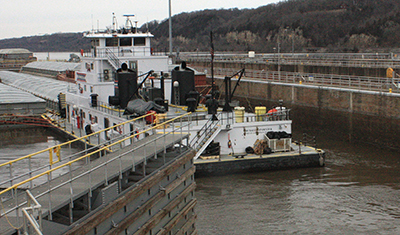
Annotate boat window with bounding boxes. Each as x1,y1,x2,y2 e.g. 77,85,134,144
91,39,99,47
104,118,110,129
134,37,146,46
106,37,118,47
120,38,132,46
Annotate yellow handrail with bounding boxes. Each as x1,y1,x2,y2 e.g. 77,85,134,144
169,103,207,112
0,112,191,197
0,112,154,168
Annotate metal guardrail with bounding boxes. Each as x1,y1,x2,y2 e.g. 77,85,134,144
0,112,192,232
85,47,152,59
0,113,153,192
181,52,400,68
192,66,400,93
93,100,125,117
22,190,43,235
181,52,398,60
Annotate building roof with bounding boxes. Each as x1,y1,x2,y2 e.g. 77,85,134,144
0,48,32,54
0,71,77,102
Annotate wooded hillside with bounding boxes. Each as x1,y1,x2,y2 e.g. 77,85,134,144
1,0,400,53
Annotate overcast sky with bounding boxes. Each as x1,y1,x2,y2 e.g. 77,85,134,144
0,0,280,40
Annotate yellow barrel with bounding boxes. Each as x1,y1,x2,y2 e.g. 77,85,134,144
255,106,266,121
234,107,245,123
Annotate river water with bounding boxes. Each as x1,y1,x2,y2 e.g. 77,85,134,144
195,105,400,234
1,107,400,234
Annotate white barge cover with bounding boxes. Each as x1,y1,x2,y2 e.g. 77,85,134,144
0,71,77,102
23,61,80,72
0,82,46,115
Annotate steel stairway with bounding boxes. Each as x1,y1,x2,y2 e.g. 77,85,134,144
105,49,121,70
190,116,222,159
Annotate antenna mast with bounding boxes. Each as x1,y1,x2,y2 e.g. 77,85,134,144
112,13,118,32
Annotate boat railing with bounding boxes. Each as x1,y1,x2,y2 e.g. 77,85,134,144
0,112,192,234
87,47,152,59
0,113,154,193
251,109,291,122
213,109,291,124
91,100,125,118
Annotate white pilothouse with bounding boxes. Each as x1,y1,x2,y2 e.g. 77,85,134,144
64,15,293,159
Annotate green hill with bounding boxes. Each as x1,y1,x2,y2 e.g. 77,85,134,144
2,0,400,53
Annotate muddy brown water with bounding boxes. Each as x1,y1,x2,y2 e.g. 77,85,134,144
1,105,400,234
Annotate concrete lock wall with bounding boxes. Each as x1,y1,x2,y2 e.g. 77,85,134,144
215,78,400,119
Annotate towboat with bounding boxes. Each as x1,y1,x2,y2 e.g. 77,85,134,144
60,15,324,176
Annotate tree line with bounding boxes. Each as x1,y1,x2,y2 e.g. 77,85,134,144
1,0,400,53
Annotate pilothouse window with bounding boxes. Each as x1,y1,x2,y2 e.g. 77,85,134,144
120,38,132,46
106,38,118,47
134,37,146,46
91,39,99,47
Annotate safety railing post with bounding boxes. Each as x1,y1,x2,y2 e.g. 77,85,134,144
23,209,28,235
104,160,108,186
179,116,183,153
154,137,157,160
85,139,88,155
14,188,20,227
119,154,123,181
68,142,72,158
49,164,52,181
69,163,74,224
47,173,52,221
29,157,33,189
9,163,13,197
88,158,92,212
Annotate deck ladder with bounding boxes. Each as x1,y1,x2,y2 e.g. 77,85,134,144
190,115,221,159
105,48,121,70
